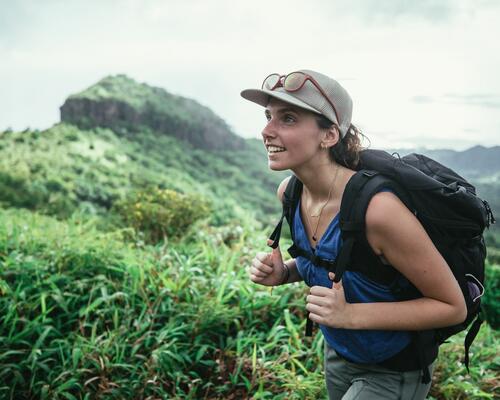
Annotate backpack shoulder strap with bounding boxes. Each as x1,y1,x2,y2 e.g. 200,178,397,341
283,175,303,237
333,170,412,283
268,175,302,248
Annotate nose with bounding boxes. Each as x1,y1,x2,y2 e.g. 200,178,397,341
261,119,277,141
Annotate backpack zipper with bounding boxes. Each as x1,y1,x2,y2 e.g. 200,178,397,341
482,200,496,227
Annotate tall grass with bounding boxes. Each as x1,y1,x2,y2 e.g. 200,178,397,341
0,207,498,399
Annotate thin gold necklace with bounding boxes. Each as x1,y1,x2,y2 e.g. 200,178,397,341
303,166,340,242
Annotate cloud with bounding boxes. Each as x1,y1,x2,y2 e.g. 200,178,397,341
368,129,486,150
322,0,458,24
317,0,500,26
443,94,500,109
411,96,434,104
410,93,500,109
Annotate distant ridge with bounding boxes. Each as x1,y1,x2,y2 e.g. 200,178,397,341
60,74,245,151
385,145,500,178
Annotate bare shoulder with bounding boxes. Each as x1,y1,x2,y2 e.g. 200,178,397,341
365,191,410,228
277,176,293,203
365,191,418,254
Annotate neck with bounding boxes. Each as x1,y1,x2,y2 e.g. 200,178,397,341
293,161,345,204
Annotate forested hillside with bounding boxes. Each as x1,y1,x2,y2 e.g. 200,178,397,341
1,74,291,229
2,74,499,231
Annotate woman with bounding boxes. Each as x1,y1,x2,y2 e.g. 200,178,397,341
241,69,467,400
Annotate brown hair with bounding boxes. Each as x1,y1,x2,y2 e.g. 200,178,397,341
315,115,367,169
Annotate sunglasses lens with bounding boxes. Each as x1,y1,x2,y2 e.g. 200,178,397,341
284,72,305,91
262,74,280,90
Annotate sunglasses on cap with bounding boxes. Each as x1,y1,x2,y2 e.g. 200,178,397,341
261,71,339,125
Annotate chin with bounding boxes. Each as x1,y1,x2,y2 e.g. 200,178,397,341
268,161,289,171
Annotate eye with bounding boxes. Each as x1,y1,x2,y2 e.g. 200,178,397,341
283,114,296,123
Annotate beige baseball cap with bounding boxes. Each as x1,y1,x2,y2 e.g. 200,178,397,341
241,69,353,138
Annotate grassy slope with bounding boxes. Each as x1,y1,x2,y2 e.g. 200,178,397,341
0,124,287,227
0,207,498,399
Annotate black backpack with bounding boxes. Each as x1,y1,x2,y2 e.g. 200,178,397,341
268,149,495,383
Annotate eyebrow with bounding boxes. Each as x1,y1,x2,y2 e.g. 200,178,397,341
264,106,302,115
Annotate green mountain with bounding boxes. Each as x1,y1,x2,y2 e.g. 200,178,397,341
1,74,499,234
388,146,500,180
60,74,245,151
1,75,288,229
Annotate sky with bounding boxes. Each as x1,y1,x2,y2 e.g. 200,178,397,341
1,0,499,150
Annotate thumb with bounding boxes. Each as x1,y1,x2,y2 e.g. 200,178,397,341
270,245,284,267
332,279,343,291
329,273,342,290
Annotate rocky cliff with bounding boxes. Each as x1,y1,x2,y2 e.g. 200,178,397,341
60,75,246,151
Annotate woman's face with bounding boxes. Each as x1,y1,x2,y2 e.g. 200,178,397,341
262,97,325,171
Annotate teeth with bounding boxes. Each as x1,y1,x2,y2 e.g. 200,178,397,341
268,146,286,153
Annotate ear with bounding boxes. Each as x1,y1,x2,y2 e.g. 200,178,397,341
321,125,340,149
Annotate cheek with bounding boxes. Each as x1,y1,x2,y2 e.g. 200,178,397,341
287,133,320,156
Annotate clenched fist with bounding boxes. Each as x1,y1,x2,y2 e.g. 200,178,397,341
306,272,351,329
249,245,286,287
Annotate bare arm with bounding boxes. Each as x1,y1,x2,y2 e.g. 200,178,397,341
249,176,303,286
307,192,467,330
281,258,303,284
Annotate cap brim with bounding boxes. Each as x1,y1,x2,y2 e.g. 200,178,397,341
240,88,322,115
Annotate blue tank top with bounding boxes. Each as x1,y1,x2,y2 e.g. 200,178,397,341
293,197,412,364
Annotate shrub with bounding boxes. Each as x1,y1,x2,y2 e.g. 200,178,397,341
112,187,210,243
0,171,49,209
482,263,500,329
486,246,500,265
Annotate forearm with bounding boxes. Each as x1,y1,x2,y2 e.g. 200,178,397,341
348,297,466,331
280,258,303,285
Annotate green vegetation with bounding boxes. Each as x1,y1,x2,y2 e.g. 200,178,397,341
0,124,286,226
71,75,204,118
112,187,211,244
1,75,498,398
0,207,498,399
482,263,500,330
62,75,245,151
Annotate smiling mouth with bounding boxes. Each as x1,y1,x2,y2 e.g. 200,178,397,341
267,145,286,153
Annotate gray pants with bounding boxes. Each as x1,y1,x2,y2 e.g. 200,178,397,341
324,342,434,400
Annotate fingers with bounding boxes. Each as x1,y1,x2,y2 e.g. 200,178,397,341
309,285,333,296
249,264,270,281
308,312,324,324
306,302,324,315
249,254,274,283
252,257,273,274
249,267,267,280
306,294,331,307
255,251,271,264
249,243,285,285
